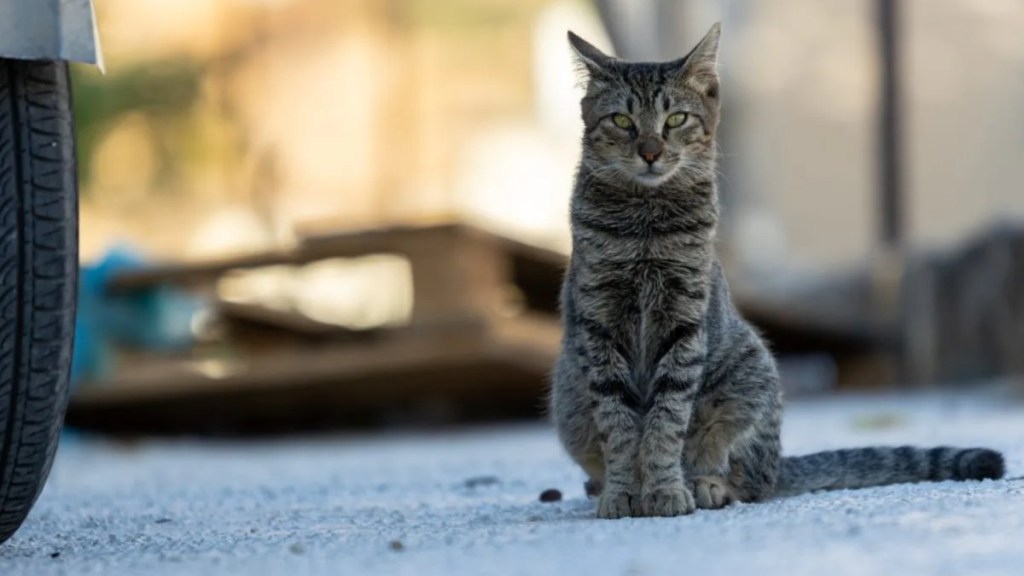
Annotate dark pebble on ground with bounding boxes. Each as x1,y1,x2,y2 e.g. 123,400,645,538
539,488,562,502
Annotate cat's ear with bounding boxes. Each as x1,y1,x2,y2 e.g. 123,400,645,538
669,23,721,98
567,31,614,78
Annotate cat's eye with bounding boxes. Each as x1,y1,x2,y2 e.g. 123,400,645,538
612,114,633,129
665,113,688,129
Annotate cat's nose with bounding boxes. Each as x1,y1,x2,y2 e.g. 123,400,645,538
639,138,663,164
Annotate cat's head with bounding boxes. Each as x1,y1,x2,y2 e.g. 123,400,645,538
569,24,721,188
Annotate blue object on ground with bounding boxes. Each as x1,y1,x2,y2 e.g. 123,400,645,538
71,244,206,390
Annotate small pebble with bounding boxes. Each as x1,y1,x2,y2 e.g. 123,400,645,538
539,488,562,503
389,539,404,551
49,552,60,559
154,518,172,524
289,542,306,555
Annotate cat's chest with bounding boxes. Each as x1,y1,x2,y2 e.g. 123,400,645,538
586,239,707,315
588,234,696,263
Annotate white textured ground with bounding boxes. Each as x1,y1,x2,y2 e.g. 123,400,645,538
2,389,1024,576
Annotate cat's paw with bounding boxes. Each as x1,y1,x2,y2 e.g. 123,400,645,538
691,475,732,510
640,485,696,517
596,489,637,519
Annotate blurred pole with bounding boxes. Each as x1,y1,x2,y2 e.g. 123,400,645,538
593,0,660,60
877,0,903,250
875,0,908,386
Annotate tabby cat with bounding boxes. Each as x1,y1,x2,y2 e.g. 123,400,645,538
550,23,1005,519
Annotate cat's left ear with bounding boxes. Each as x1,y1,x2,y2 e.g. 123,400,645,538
568,31,615,79
668,23,721,98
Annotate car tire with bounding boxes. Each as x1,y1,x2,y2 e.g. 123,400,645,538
0,58,78,544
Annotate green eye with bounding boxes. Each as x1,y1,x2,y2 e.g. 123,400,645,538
665,112,688,128
612,114,633,129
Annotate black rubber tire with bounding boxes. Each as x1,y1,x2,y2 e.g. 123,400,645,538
0,59,78,544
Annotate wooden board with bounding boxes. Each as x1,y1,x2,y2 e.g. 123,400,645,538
67,314,560,435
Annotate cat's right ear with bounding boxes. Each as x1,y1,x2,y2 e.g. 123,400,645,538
567,31,614,78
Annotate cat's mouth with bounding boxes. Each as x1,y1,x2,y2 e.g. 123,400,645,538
634,166,671,186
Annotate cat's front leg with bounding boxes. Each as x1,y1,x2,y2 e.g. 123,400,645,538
570,299,643,518
638,342,702,517
590,379,642,519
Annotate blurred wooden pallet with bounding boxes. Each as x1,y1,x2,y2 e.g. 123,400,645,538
68,223,565,435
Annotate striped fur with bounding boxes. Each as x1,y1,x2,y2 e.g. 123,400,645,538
550,24,1005,519
775,446,1005,497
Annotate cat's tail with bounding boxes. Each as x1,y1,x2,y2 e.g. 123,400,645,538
774,446,1005,498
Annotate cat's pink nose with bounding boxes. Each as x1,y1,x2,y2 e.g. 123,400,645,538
639,138,663,164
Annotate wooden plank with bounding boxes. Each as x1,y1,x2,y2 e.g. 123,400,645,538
106,249,304,292
105,220,567,296
298,221,469,253
71,314,558,405
66,314,560,434
73,319,488,405
216,299,358,336
105,222,472,293
302,222,569,269
66,360,548,435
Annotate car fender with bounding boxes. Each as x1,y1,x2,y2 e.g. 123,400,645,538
0,0,103,71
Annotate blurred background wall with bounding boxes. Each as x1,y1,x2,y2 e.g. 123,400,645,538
76,0,596,262
76,0,1024,269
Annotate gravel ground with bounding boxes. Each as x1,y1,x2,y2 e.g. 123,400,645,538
2,389,1023,576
